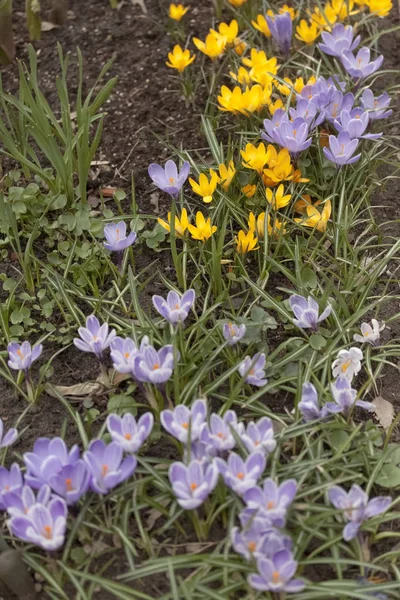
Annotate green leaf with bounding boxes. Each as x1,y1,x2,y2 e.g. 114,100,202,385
376,464,400,488
301,266,317,289
51,194,68,210
329,430,349,450
59,213,76,231
107,394,138,416
10,308,23,324
3,277,17,292
309,334,327,350
10,325,24,336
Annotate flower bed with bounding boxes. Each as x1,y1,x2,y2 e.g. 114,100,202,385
0,0,399,598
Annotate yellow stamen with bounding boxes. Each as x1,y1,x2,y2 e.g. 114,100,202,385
182,422,189,429
272,571,281,584
102,464,109,477
341,360,351,372
65,478,74,492
248,541,257,552
267,501,275,509
190,483,198,491
124,433,132,440
237,472,245,480
43,525,53,539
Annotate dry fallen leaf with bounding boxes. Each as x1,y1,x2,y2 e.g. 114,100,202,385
41,21,59,31
370,396,395,431
48,381,104,398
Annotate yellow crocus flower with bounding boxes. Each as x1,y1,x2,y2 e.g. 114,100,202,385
241,142,270,174
158,208,189,236
276,77,295,96
234,38,247,56
295,199,331,232
294,75,317,94
188,212,217,241
248,212,266,238
228,0,247,6
218,161,236,191
242,84,272,113
166,46,196,73
230,67,251,85
309,4,337,29
218,85,245,114
189,170,219,204
251,14,272,37
268,98,284,115
243,48,271,69
266,184,292,210
331,0,356,19
236,229,259,254
250,58,279,86
168,3,189,21
368,0,392,18
193,33,226,59
212,20,238,45
242,184,257,198
280,4,298,19
262,147,294,186
269,215,287,237
295,20,321,44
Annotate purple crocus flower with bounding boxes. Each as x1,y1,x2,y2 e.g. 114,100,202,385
275,118,312,156
83,440,136,494
341,48,384,79
361,90,392,120
299,382,342,422
132,344,175,384
323,90,354,122
238,353,268,387
161,399,207,443
216,452,266,496
73,315,116,360
243,478,297,527
103,221,137,252
8,496,68,551
106,412,154,453
199,411,244,453
319,24,361,58
148,159,190,199
266,13,292,57
323,131,361,166
23,437,80,489
262,109,289,146
241,417,276,455
4,484,52,518
169,459,218,510
330,376,373,415
48,461,90,505
249,550,305,593
152,289,195,325
0,418,18,449
289,100,325,129
334,108,382,140
110,336,149,374
7,341,43,372
222,322,246,346
0,464,23,510
183,440,217,465
289,294,332,331
329,484,392,541
232,514,292,560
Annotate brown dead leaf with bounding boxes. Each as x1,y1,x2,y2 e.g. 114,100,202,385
370,396,395,431
41,21,59,31
48,381,104,398
150,191,160,213
101,187,117,197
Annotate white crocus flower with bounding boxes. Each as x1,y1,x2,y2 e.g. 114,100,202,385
332,348,363,381
353,319,384,346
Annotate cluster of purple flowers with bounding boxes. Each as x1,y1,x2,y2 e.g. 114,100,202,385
2,413,153,551
73,314,178,385
319,24,384,81
161,400,276,509
161,402,305,592
261,23,390,168
298,377,372,423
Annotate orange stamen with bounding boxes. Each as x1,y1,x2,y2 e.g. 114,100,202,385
124,433,132,440
102,464,109,477
43,526,53,539
65,478,73,492
190,483,198,491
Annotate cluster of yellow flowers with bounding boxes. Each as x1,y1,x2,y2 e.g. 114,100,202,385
193,20,245,60
241,143,308,187
158,208,217,242
189,161,236,204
